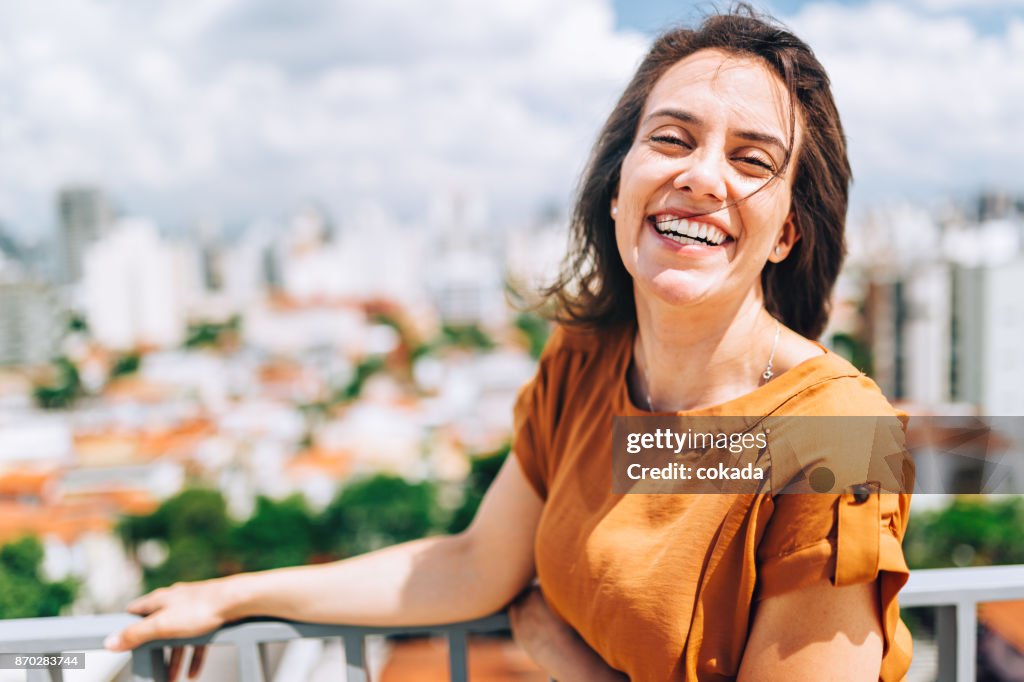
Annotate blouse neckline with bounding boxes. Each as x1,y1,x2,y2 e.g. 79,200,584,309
614,322,845,417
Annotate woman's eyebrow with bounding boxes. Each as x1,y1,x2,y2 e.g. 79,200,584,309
643,107,789,155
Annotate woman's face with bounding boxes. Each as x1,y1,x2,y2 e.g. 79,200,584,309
614,48,802,313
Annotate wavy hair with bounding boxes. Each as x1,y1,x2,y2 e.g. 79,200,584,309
543,4,850,339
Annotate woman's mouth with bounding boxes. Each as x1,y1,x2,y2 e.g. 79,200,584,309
648,216,733,247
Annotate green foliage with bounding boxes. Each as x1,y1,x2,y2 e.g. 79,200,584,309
830,332,872,375
0,536,43,576
184,315,241,350
335,356,386,403
67,313,88,333
903,496,1024,569
0,536,77,619
448,444,510,534
142,536,223,591
319,475,441,556
32,356,82,410
117,464,496,588
231,495,317,572
109,352,141,379
440,324,495,351
117,488,233,592
514,313,550,360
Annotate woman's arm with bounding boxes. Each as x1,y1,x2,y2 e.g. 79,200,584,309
510,586,628,682
737,579,883,681
106,452,544,650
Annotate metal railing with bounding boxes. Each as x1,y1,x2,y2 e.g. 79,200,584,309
4,565,1024,681
901,564,1024,681
0,611,510,682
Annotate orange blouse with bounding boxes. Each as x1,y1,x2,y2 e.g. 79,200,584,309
512,323,912,681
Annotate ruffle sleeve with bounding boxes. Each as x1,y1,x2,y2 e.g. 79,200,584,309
757,491,913,681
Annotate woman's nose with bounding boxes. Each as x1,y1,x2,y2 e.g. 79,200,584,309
672,152,727,203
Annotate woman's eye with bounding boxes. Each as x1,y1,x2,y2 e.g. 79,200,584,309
736,156,775,172
650,135,691,148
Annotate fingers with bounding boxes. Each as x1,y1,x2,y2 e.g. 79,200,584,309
167,647,183,681
126,588,167,616
188,646,208,679
108,613,174,652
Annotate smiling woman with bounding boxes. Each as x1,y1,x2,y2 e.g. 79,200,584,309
104,5,912,682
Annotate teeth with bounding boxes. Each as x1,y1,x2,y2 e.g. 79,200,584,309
653,217,728,246
662,233,705,247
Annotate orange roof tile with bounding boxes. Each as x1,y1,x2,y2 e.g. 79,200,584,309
0,467,60,499
0,501,113,544
286,447,354,478
104,376,174,402
73,418,214,464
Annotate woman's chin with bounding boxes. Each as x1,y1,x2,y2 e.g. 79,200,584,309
638,272,718,309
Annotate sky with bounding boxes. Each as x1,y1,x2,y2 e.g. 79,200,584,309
0,0,1022,241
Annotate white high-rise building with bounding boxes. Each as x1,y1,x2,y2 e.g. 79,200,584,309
951,257,1024,414
58,186,113,284
0,261,64,367
80,218,191,350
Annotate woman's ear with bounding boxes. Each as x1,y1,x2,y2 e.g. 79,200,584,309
769,213,800,262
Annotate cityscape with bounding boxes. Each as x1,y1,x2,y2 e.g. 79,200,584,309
1,184,1023,679
1,0,1024,680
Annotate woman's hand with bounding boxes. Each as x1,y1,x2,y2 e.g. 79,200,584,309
509,585,628,682
104,579,236,679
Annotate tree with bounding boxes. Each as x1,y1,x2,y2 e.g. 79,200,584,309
117,489,234,592
903,496,1024,569
231,495,317,572
439,324,495,351
334,356,386,403
319,474,442,557
515,313,550,360
32,356,82,410
448,444,510,534
109,352,141,379
183,315,241,350
0,536,77,619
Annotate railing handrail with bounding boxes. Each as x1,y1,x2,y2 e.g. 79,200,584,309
0,611,511,653
901,564,1024,607
4,565,1024,681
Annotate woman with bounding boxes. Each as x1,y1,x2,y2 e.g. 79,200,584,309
106,7,912,681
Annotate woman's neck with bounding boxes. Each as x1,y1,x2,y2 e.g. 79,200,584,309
631,291,781,412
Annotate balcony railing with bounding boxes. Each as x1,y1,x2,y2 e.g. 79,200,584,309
3,565,1024,681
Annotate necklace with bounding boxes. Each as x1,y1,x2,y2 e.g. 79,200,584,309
638,319,782,412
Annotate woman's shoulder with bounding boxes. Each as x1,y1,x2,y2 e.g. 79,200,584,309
771,349,900,418
537,321,632,364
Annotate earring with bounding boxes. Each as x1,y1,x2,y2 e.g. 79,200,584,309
774,245,781,255
611,206,618,217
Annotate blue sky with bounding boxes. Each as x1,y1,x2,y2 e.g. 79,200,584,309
613,0,1022,35
0,0,1021,240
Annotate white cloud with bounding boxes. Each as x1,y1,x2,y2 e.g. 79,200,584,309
911,0,1024,10
0,0,1020,239
788,1,1024,204
0,0,647,236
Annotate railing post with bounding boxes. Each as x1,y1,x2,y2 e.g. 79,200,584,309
26,665,63,682
935,605,956,682
447,630,468,682
935,603,977,682
956,602,977,682
343,634,368,682
237,641,267,681
131,646,168,682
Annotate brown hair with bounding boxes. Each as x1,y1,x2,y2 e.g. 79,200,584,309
543,4,850,339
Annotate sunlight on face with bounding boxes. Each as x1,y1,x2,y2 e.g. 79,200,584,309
613,48,803,313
